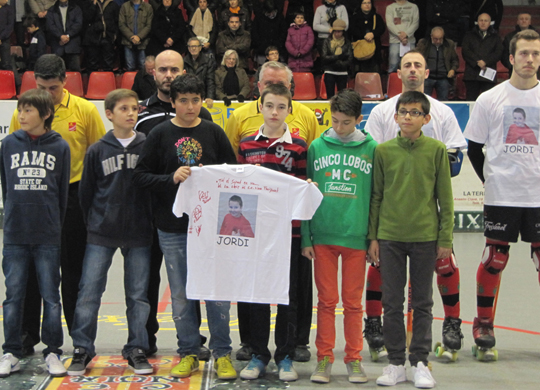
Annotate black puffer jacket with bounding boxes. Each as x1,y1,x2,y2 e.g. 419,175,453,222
462,26,503,82
321,36,353,73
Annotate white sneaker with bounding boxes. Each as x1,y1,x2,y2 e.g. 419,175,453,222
412,362,435,389
0,353,20,377
376,364,406,386
45,353,67,377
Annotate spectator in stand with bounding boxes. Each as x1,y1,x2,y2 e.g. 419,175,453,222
502,13,535,74
348,0,385,74
286,11,315,73
81,0,120,73
386,0,419,73
219,0,251,31
132,55,157,100
119,0,154,71
0,0,14,71
147,0,186,56
426,0,464,47
24,16,47,71
27,0,55,29
184,0,219,18
470,0,503,32
46,0,83,71
417,27,459,101
313,0,348,56
285,0,314,28
253,46,295,99
251,0,286,66
188,0,219,55
184,37,216,108
462,12,502,101
321,19,352,99
216,14,251,70
215,49,250,106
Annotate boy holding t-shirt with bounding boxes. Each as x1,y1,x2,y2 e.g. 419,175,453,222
133,74,237,380
368,91,453,389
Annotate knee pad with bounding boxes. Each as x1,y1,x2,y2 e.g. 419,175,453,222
482,242,510,274
435,253,458,277
531,245,540,272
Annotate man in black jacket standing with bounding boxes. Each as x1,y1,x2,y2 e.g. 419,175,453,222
46,0,83,71
184,37,216,109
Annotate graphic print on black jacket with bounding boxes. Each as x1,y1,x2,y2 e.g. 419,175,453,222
0,130,70,245
79,130,153,248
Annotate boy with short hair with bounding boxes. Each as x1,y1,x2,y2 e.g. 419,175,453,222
237,83,307,381
368,91,453,389
301,89,377,384
24,16,47,71
133,73,237,380
220,195,255,237
0,89,70,377
67,89,154,376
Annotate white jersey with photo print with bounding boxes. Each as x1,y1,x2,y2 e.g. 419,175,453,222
365,94,467,149
463,81,540,207
173,164,323,304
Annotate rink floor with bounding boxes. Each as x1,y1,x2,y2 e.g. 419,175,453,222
0,232,539,390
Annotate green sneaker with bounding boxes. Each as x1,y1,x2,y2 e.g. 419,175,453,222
215,354,237,380
310,356,332,383
171,355,199,378
346,360,368,383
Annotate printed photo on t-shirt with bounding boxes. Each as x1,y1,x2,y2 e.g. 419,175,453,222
217,193,258,238
503,106,539,145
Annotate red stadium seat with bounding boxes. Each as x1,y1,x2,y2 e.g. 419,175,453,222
386,72,402,98
456,47,465,73
0,71,17,99
86,72,116,99
291,72,317,100
65,72,85,97
318,74,338,100
455,73,467,100
354,72,384,100
120,72,137,90
19,71,37,97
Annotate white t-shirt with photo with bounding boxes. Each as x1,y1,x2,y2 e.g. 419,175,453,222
463,80,540,207
365,94,467,149
173,164,323,304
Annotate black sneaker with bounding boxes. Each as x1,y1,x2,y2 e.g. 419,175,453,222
127,349,153,375
67,348,92,376
235,344,252,361
198,346,211,361
293,345,311,362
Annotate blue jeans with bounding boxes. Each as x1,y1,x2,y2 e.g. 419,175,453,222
70,244,151,357
2,244,63,358
124,46,146,71
388,42,416,73
157,230,232,358
424,78,450,101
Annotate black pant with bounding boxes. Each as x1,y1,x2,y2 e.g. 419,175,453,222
238,237,312,358
324,73,348,99
85,39,116,72
465,80,495,101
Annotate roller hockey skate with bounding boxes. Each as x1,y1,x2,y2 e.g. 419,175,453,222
472,317,498,361
434,317,463,362
363,317,387,361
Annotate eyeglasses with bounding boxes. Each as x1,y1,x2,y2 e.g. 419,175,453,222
188,45,202,49
397,109,425,118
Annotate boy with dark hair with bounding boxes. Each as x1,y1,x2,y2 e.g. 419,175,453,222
368,91,453,389
67,89,154,376
237,83,306,381
302,89,376,384
219,195,255,237
24,16,47,71
0,89,70,377
133,73,237,380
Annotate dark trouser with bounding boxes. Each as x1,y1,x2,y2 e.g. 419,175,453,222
238,239,312,348
146,227,206,351
355,56,380,74
62,53,81,72
86,39,116,72
0,40,12,70
243,238,302,365
465,80,495,101
424,78,450,101
324,73,348,99
379,240,437,367
22,263,42,351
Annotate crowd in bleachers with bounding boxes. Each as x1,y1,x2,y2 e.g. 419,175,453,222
0,0,538,101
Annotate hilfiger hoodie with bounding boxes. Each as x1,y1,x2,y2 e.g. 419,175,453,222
79,130,152,248
301,128,377,250
0,130,70,245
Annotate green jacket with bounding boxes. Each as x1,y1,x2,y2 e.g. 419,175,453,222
301,129,377,250
367,132,453,248
119,1,153,49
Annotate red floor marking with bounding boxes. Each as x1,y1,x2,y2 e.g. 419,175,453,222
433,316,540,336
157,285,171,313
